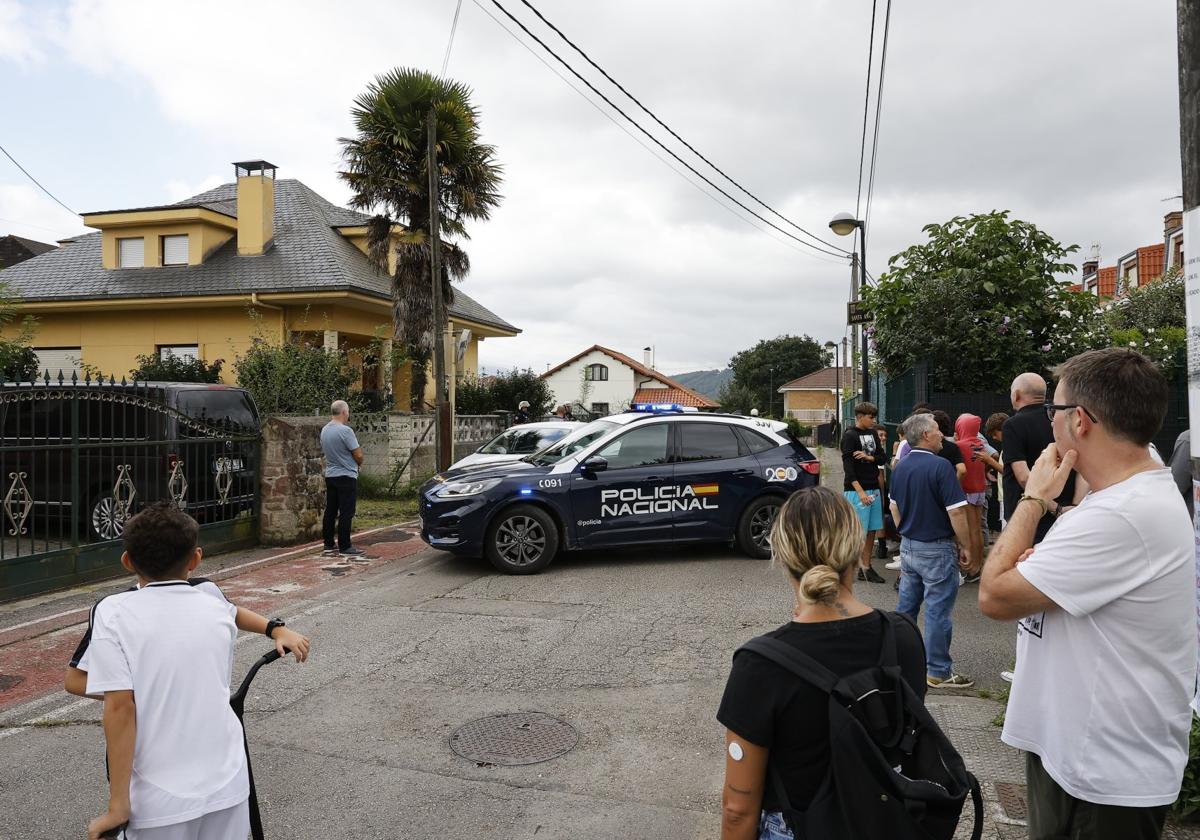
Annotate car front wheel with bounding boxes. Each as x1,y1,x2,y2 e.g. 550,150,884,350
736,496,782,559
484,504,559,574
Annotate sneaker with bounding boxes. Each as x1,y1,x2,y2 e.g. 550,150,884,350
1000,670,1015,683
884,559,902,571
927,673,974,689
863,566,886,584
321,546,338,557
963,572,981,584
339,546,367,558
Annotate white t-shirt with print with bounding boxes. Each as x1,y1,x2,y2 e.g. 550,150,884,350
1002,468,1196,807
85,580,249,829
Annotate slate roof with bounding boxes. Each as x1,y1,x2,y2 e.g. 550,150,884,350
0,179,519,334
1,235,56,256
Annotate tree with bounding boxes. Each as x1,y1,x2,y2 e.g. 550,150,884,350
339,68,503,411
863,211,1101,392
234,338,361,415
129,352,224,383
0,282,39,382
453,369,554,417
1101,265,1187,373
728,335,829,417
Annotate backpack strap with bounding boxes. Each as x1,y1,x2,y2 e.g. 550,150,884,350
737,636,839,693
877,610,900,668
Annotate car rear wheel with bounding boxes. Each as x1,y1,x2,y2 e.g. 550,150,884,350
737,496,782,559
485,504,559,574
89,493,126,541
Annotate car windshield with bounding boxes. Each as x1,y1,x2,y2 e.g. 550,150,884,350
478,426,571,455
527,419,620,465
177,389,259,435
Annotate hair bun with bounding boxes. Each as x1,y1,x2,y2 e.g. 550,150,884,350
798,565,840,605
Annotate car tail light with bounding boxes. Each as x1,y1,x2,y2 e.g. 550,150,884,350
800,461,821,475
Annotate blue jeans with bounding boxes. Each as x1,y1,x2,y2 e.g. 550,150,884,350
758,811,793,840
897,536,960,679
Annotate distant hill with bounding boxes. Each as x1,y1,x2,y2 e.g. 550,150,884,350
671,369,733,400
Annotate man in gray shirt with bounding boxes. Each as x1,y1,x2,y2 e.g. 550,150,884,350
321,400,364,557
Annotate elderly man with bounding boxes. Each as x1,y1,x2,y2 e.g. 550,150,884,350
980,349,1195,840
320,399,365,558
889,412,975,688
1002,372,1077,542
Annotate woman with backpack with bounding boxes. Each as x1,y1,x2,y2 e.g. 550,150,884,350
716,486,932,840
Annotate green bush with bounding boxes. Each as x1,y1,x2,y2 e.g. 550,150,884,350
1174,717,1200,821
129,352,224,383
455,369,554,417
234,338,361,415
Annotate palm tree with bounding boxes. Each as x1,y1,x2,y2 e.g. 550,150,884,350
339,68,503,409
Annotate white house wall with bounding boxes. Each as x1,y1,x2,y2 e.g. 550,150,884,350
543,350,657,413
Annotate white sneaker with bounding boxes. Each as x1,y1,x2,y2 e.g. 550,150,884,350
885,559,902,570
1000,670,1015,683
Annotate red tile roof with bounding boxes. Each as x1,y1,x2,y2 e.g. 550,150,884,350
779,367,859,391
1137,243,1165,287
632,387,718,408
1068,283,1082,292
1097,266,1118,297
543,344,719,408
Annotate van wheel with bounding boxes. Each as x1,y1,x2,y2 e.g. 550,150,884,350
737,496,782,559
89,493,127,541
485,505,559,574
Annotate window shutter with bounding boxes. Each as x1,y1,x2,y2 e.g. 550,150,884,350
33,348,82,379
162,235,188,265
159,345,199,361
118,237,144,268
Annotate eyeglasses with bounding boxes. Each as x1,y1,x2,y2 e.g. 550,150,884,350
1045,403,1098,422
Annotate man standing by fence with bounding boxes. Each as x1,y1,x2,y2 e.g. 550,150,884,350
321,400,365,558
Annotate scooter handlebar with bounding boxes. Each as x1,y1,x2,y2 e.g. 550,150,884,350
230,648,287,712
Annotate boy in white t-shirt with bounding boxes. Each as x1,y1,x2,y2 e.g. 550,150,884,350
82,503,308,840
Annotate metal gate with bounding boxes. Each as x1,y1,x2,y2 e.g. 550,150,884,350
0,376,261,602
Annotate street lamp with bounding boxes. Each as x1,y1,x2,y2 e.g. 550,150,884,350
829,212,870,402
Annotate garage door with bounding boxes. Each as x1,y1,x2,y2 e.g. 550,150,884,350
33,347,82,380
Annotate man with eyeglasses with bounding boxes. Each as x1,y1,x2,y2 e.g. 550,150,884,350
980,349,1195,840
1000,372,1077,543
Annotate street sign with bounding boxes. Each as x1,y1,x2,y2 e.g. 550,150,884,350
847,299,873,325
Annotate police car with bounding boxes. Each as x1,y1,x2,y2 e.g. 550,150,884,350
418,404,820,574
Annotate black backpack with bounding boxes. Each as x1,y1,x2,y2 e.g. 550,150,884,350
735,611,983,840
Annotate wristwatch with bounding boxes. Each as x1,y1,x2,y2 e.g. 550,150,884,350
264,618,286,639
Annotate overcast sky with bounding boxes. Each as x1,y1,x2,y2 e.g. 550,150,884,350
0,0,1183,375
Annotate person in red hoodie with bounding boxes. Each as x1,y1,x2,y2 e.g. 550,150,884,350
955,413,1001,581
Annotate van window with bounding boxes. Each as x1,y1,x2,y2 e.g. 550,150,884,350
177,390,258,436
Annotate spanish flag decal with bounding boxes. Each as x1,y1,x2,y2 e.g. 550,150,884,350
690,484,720,496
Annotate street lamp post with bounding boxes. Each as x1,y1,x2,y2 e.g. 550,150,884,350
824,340,840,430
829,212,870,403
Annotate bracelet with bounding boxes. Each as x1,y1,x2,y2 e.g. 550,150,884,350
1018,495,1050,516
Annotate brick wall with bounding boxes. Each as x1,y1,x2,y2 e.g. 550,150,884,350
259,415,327,545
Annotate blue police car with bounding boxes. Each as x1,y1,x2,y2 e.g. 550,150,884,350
418,405,821,574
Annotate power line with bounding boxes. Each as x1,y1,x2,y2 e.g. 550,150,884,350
468,0,847,264
854,0,878,222
442,0,464,75
864,0,892,235
482,0,849,259
0,142,77,217
514,0,850,256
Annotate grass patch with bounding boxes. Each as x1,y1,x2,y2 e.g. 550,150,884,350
353,471,435,527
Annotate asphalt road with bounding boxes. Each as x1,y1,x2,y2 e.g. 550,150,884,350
0,518,1016,840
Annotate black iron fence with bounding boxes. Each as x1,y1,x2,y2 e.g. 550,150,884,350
0,375,261,601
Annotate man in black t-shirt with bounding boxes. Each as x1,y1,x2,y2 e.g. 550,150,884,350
841,402,888,582
1002,373,1077,543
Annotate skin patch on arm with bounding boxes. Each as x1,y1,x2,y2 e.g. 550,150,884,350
728,741,745,761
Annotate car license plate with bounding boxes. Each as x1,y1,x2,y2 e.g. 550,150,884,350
213,457,244,474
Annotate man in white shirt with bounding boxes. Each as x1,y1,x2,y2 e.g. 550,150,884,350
980,348,1196,840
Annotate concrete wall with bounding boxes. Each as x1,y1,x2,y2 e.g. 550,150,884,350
369,413,505,485
259,415,327,545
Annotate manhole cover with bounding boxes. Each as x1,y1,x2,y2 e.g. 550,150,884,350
0,673,24,692
994,781,1028,823
450,712,578,766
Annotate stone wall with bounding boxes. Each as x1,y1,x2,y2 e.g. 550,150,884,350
259,415,327,545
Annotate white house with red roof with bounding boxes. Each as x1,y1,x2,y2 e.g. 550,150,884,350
541,345,719,416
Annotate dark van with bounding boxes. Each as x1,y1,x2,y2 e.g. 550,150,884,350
0,381,260,542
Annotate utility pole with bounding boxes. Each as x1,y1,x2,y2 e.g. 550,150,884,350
850,253,860,401
427,108,452,472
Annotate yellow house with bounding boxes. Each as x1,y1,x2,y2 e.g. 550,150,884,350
778,366,858,423
0,160,520,406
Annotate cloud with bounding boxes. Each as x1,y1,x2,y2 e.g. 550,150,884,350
0,0,44,68
166,175,224,203
0,183,88,243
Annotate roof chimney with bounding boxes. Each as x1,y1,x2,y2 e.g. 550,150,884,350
1082,259,1099,277
1165,210,1183,237
643,346,653,369
234,160,277,256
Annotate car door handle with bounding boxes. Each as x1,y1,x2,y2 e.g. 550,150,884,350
644,475,665,482
731,469,754,477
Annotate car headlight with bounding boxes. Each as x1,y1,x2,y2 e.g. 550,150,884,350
434,477,504,498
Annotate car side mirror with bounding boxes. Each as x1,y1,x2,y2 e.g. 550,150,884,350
582,455,608,473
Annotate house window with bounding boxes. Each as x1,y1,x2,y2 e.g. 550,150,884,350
161,235,188,266
33,347,82,379
591,402,610,416
158,345,199,361
1122,263,1137,289
118,237,144,268
585,363,608,381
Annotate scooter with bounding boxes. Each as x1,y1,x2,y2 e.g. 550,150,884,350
100,648,283,839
